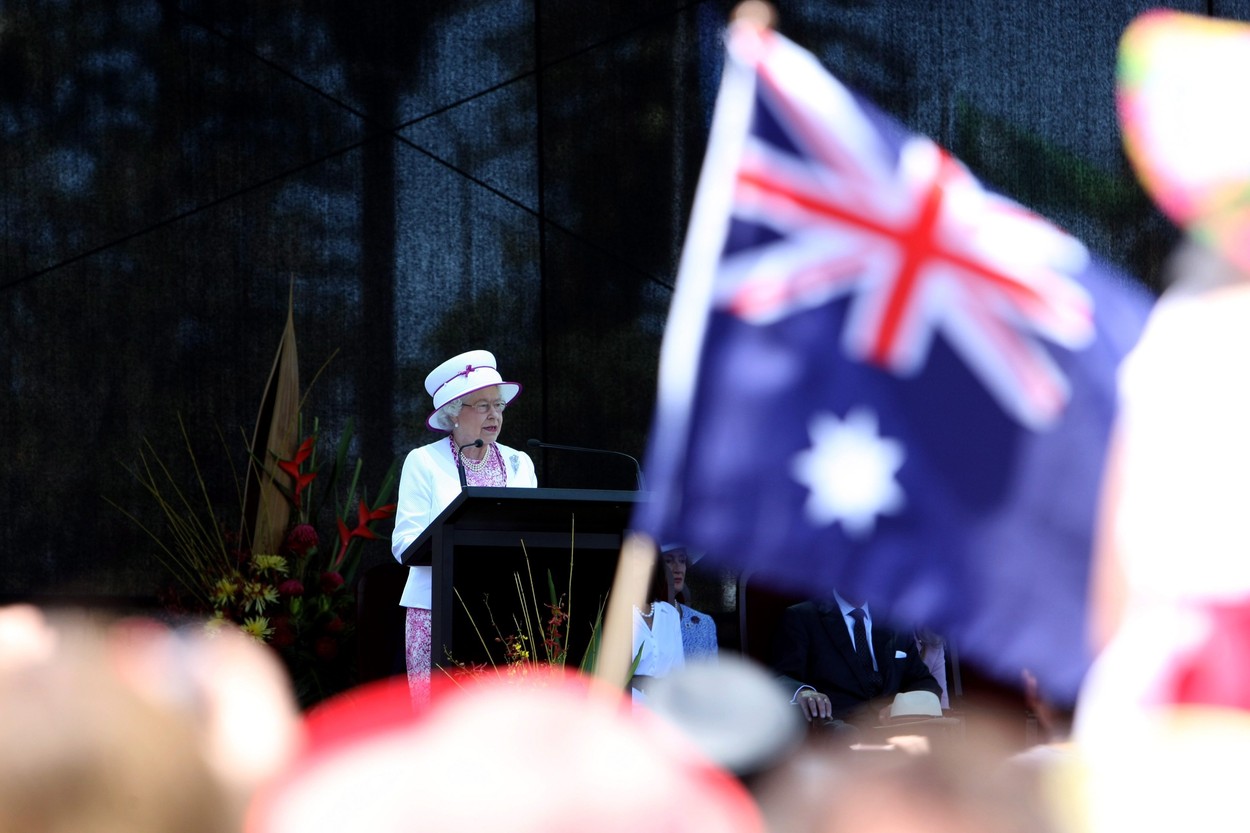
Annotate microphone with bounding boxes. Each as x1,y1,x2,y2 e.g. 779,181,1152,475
527,438,646,490
456,439,484,489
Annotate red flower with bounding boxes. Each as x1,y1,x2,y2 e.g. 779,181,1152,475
271,615,296,648
277,579,305,597
334,516,352,568
323,615,345,634
284,523,319,557
361,501,398,524
275,437,318,509
332,499,398,569
351,506,383,542
314,636,339,660
319,571,345,594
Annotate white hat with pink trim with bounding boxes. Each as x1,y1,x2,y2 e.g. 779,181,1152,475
423,349,521,431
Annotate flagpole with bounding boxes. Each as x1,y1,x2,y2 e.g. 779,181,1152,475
594,3,782,695
730,0,777,28
593,532,658,691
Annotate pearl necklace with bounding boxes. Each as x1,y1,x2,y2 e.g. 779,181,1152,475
451,436,492,472
460,447,490,471
634,602,655,618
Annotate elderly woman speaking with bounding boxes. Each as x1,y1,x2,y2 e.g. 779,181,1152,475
391,350,537,705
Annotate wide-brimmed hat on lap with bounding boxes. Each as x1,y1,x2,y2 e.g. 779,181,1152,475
424,349,521,431
887,690,944,721
1118,10,1250,274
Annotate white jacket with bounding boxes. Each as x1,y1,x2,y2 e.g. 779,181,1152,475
390,438,537,608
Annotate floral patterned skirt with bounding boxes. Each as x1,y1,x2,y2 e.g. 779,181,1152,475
405,606,432,708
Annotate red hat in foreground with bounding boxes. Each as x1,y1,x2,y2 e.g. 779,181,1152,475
247,669,765,833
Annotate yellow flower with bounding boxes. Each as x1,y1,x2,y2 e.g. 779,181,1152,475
242,580,280,613
241,616,274,642
211,576,240,606
251,554,289,576
502,635,531,664
203,611,230,636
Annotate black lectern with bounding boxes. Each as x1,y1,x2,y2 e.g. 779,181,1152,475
401,487,644,669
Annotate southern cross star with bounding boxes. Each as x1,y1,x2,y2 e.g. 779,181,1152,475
790,407,906,538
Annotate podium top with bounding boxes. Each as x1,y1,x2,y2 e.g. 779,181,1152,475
400,487,646,566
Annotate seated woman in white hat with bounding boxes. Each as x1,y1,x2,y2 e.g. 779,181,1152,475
390,350,537,706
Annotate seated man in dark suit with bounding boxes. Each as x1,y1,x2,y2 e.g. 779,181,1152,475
771,590,942,736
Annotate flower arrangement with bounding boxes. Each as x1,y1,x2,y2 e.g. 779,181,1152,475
224,418,397,703
115,414,397,707
111,290,397,707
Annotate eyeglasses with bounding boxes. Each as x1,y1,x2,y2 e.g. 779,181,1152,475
462,400,507,414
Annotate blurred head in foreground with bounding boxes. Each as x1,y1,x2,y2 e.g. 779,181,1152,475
752,736,1062,833
0,606,300,833
247,669,766,833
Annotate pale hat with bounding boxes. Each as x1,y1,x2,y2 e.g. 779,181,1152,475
645,655,805,778
1117,10,1250,273
423,349,521,432
887,690,944,720
661,542,706,565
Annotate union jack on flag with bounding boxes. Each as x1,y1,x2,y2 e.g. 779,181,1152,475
717,29,1097,429
634,20,1153,705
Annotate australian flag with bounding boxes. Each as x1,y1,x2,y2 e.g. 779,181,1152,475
634,21,1154,705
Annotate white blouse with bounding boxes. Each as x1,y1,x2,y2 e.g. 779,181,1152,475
630,601,686,680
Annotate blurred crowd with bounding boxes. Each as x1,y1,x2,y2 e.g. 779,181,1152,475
0,602,1148,833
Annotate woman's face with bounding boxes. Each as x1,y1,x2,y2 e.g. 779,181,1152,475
662,549,688,594
452,385,506,447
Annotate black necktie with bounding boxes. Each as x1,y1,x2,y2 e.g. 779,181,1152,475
850,608,883,692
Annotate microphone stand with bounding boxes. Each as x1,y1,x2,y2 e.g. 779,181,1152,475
527,439,646,490
456,439,484,489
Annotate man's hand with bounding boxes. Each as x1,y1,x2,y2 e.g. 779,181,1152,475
796,688,833,722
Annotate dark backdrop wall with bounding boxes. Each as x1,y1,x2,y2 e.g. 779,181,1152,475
2,0,1243,605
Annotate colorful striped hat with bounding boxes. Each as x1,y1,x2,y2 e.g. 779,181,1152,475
1118,9,1250,273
